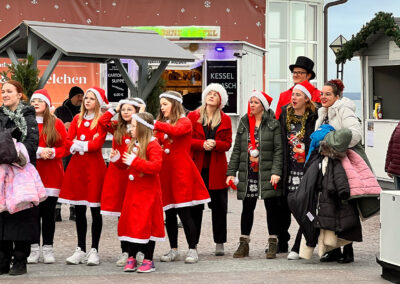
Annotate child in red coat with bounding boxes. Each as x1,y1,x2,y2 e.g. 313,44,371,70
118,112,165,273
59,87,108,266
155,91,210,264
28,89,68,264
99,98,145,266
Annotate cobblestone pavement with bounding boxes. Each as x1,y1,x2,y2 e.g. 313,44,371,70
1,191,385,283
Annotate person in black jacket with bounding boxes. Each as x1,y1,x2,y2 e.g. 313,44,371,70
0,80,39,275
277,80,318,259
53,86,84,222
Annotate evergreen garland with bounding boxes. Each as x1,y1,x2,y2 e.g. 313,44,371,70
336,12,400,64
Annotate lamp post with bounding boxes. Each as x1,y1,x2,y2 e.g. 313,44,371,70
329,35,347,80
323,0,348,82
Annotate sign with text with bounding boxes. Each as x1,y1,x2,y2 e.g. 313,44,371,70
128,26,220,40
107,62,128,102
206,60,237,113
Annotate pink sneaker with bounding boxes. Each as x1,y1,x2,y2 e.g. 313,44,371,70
137,259,155,273
123,257,137,272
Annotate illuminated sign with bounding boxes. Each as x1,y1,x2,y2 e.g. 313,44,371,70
125,26,220,39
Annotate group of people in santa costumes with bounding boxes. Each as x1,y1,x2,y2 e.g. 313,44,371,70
23,56,327,273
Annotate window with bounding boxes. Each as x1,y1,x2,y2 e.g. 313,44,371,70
269,2,288,40
291,3,306,40
269,43,287,79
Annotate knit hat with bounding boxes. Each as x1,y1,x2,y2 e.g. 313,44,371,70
31,89,54,111
323,128,352,153
69,86,84,99
85,86,110,108
306,124,335,162
247,91,273,158
201,83,228,109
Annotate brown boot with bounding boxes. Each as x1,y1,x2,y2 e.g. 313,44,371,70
266,237,278,259
233,236,250,258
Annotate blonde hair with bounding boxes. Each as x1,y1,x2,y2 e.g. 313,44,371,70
127,112,154,160
41,105,61,147
287,94,317,114
78,93,101,129
197,105,221,130
157,91,185,125
113,101,141,145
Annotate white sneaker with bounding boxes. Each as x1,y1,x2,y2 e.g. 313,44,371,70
160,249,179,262
27,244,40,264
66,247,86,265
287,251,300,260
215,243,224,256
185,249,198,264
42,245,55,264
116,252,129,267
86,248,100,266
136,251,144,265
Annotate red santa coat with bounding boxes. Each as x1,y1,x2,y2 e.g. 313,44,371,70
118,140,165,243
98,110,130,216
154,117,210,211
36,117,67,197
187,110,232,190
59,114,107,207
275,84,321,119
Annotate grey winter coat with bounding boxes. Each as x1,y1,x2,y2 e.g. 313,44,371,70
227,109,283,200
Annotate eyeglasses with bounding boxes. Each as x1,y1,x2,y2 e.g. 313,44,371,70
292,71,307,76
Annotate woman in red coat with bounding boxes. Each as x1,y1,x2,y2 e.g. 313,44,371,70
155,91,210,264
59,87,108,266
117,112,165,273
28,89,67,264
99,98,145,266
187,83,232,256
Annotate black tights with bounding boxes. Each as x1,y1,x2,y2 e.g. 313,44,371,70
35,196,58,245
75,205,102,252
165,207,197,249
127,241,155,261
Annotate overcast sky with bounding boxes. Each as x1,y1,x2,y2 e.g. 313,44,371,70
327,0,400,92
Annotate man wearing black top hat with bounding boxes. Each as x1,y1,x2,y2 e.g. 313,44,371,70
274,56,321,120
54,86,84,222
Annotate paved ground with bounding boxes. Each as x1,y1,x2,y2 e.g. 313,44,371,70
1,191,386,283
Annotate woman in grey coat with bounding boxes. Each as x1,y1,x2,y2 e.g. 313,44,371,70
226,91,283,259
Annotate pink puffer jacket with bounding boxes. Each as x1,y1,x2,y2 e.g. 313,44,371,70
0,142,47,214
341,149,381,196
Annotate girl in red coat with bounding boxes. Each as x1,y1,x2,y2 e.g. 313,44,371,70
27,89,67,264
155,91,210,264
117,112,164,273
59,87,108,266
187,83,232,256
99,98,145,266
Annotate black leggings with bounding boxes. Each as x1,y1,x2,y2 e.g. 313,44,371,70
127,241,155,261
35,196,58,245
240,197,282,236
75,205,102,252
165,207,197,249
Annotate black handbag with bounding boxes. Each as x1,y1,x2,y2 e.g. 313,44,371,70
0,128,18,164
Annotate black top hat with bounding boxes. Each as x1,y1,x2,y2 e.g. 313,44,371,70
289,56,316,80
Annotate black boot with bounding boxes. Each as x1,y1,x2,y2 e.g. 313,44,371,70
0,252,11,275
9,252,27,276
69,206,76,221
320,247,342,262
55,207,62,222
338,244,354,263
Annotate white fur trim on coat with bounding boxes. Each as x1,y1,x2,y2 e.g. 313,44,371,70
202,83,228,109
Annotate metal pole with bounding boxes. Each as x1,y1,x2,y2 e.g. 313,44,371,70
324,0,348,82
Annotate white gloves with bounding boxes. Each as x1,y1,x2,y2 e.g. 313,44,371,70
74,140,89,152
70,142,84,154
123,152,137,166
109,150,121,163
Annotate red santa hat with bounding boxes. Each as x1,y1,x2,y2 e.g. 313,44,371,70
31,89,54,111
85,86,111,108
293,80,314,100
247,90,273,157
201,83,228,109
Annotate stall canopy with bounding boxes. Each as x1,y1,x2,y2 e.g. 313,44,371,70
0,21,196,99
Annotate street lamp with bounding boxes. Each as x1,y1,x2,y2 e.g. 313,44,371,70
329,35,347,80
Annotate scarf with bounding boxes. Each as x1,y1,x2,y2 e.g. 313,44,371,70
1,103,28,142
